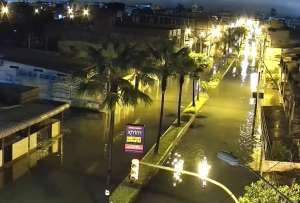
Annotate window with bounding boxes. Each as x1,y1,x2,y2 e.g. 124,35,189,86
34,68,43,72
10,65,19,69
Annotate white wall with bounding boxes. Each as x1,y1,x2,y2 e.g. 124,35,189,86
0,59,72,100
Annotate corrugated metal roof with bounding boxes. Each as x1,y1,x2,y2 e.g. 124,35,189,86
0,100,70,139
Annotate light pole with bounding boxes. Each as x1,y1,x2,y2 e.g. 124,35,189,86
250,71,260,137
218,151,294,203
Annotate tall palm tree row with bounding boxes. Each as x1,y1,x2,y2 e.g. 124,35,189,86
172,47,198,126
148,40,208,151
148,39,179,153
79,39,152,201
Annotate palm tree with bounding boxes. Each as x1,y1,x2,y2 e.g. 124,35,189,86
130,44,156,91
173,47,197,126
232,26,247,56
148,40,181,153
189,53,209,106
79,39,152,201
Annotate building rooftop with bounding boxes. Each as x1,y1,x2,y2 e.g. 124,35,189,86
0,47,92,74
0,99,70,139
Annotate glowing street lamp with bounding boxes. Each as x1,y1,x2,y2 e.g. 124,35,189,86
67,7,74,19
198,157,211,188
1,5,9,15
34,8,39,14
185,27,191,36
83,8,89,17
68,7,73,14
211,25,221,39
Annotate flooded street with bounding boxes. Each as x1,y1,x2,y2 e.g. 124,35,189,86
0,77,193,203
136,67,258,203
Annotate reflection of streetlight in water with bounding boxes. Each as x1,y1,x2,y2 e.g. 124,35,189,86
241,58,248,83
198,156,211,188
171,153,184,187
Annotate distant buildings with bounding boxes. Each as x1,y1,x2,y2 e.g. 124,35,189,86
285,18,300,31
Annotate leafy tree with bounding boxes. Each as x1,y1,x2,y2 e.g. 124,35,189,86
239,180,300,203
79,39,152,198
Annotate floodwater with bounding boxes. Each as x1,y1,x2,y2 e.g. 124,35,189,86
0,59,259,203
0,76,194,203
136,66,258,203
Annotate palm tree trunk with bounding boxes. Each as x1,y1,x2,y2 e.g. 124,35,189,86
105,107,115,202
155,76,167,153
192,78,196,107
177,74,184,126
197,79,200,100
134,74,140,90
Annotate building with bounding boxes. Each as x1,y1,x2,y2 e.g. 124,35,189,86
285,18,300,31
267,28,290,48
279,47,300,134
0,47,101,109
0,83,69,185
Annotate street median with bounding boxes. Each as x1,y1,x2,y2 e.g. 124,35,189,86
110,93,209,203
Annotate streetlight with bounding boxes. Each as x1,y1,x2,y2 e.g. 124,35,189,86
68,7,73,15
217,151,294,203
34,8,39,15
211,25,221,39
185,27,191,35
67,6,74,19
83,8,89,17
1,5,9,16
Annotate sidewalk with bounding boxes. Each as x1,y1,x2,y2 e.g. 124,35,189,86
110,94,209,203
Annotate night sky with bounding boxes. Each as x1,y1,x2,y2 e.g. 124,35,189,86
109,0,300,16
